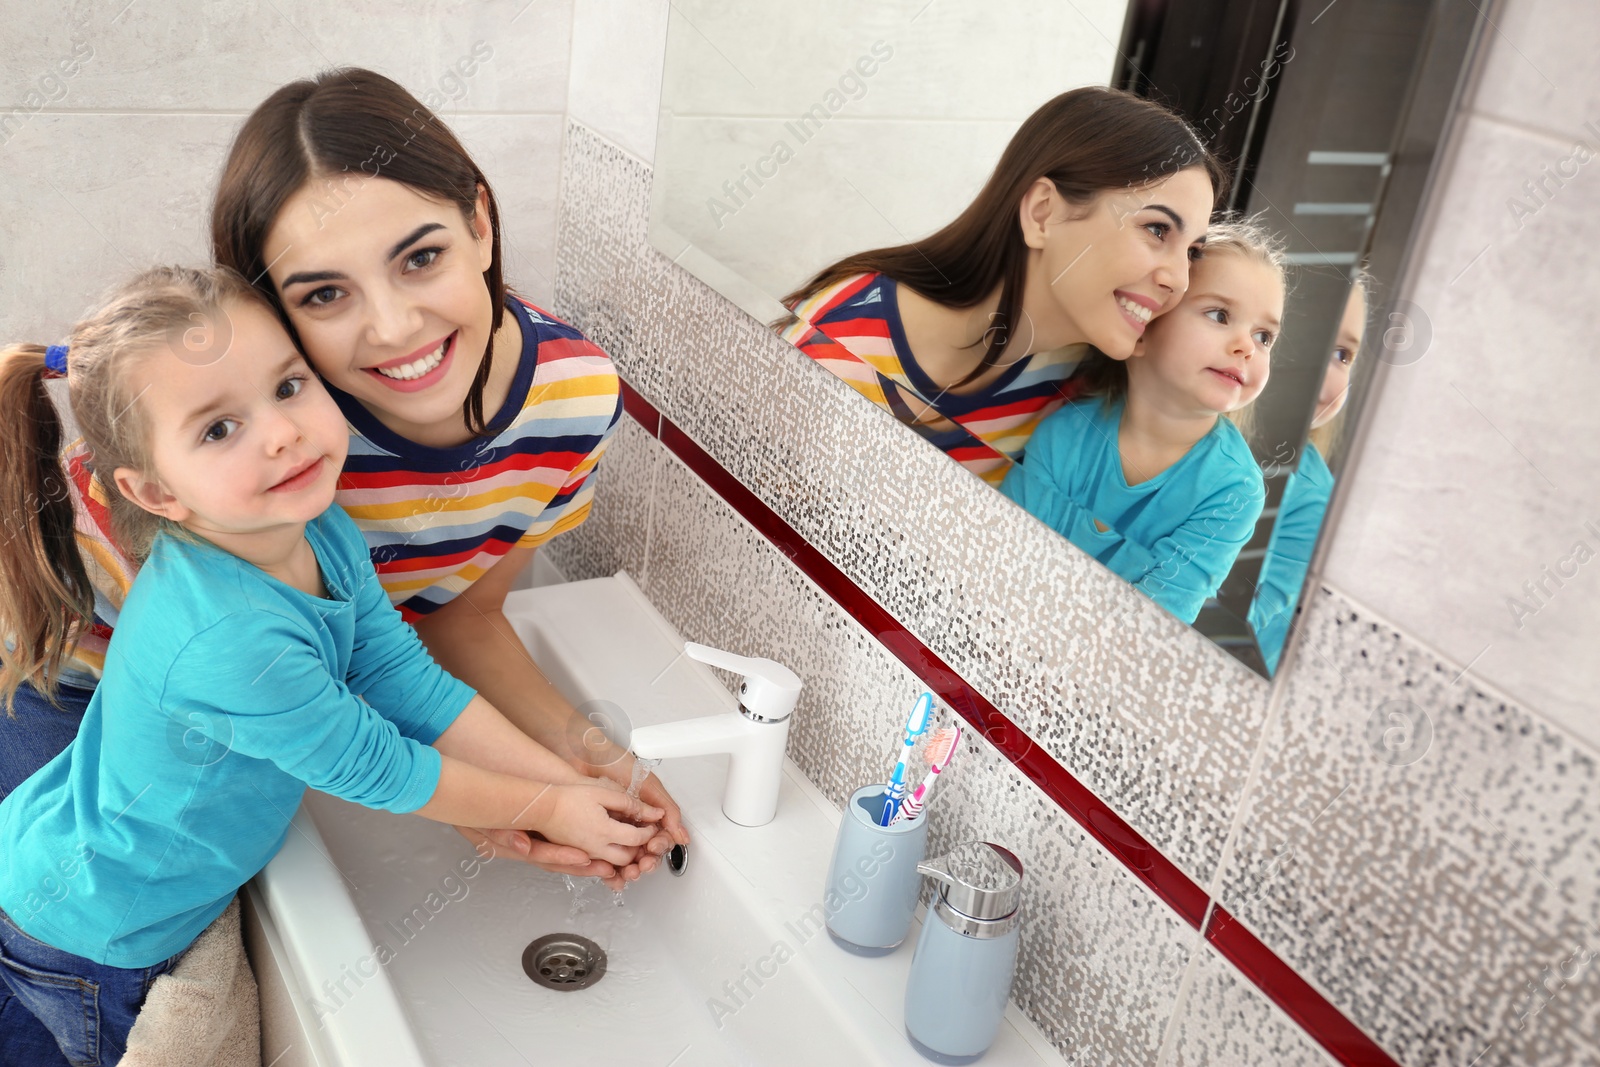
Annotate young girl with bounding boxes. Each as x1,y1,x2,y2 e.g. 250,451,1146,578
23,69,686,884
999,218,1284,624
0,267,662,1063
1248,271,1370,673
779,86,1227,486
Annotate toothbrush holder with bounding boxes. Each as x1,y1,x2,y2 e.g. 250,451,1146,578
822,784,930,955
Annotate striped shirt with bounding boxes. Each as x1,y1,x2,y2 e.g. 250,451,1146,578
49,294,620,686
331,296,621,620
782,272,1088,485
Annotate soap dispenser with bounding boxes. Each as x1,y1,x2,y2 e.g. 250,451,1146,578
904,841,1024,1064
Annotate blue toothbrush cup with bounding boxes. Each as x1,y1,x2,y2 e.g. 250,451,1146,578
822,784,930,955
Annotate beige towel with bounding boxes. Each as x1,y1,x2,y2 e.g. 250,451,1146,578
122,896,261,1067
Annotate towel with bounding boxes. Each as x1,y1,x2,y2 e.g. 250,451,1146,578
122,896,261,1067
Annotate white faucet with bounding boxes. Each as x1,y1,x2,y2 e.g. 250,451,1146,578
629,643,802,827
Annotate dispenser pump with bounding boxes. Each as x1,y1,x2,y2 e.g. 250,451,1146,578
684,642,802,723
918,842,1023,924
905,841,1025,1057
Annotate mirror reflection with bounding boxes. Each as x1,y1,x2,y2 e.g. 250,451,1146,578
649,0,1454,678
998,217,1285,628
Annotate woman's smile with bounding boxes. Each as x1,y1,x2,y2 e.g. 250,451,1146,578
365,331,457,392
1115,290,1160,334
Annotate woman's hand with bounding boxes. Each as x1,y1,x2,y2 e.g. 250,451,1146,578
451,825,643,891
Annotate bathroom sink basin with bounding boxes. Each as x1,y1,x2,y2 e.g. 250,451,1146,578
248,572,1066,1066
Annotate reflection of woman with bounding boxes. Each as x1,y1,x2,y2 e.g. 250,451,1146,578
1000,220,1281,623
1248,273,1369,674
779,87,1226,485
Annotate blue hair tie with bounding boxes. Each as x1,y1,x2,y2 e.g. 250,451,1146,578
44,344,69,375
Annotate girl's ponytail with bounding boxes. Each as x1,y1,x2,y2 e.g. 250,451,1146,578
0,345,94,715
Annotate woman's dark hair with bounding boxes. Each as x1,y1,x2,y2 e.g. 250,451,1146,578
212,67,507,437
782,86,1228,388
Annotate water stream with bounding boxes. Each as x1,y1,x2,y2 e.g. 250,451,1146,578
562,755,664,913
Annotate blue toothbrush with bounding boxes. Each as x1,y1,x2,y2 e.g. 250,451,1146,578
880,692,934,825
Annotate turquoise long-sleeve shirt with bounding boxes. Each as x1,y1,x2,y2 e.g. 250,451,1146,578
0,506,475,967
1000,397,1266,623
1248,443,1335,674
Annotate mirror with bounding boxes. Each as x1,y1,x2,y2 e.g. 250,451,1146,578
648,0,1481,678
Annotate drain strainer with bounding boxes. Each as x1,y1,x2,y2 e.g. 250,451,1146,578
522,934,607,991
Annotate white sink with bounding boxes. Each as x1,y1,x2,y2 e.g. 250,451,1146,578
247,572,1066,1066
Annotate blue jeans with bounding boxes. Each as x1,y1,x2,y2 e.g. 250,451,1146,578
2,679,172,1064
0,907,179,1066
0,680,93,801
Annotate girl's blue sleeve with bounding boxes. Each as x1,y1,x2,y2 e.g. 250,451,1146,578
1000,461,1099,533
328,511,475,745
1000,410,1098,535
1130,478,1266,623
164,618,442,814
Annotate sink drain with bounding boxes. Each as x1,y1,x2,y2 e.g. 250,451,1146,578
522,934,607,991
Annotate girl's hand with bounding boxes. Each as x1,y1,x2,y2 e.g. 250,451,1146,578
536,785,663,866
589,758,691,849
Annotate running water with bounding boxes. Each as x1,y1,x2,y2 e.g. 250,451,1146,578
628,756,662,801
611,756,663,906
562,755,664,913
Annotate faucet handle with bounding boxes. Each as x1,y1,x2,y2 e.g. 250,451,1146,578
684,642,802,723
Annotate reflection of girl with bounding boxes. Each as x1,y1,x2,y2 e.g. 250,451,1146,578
1248,273,1369,673
1000,220,1284,623
779,87,1225,485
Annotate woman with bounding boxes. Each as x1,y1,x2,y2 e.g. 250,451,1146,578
781,86,1227,486
2,69,683,889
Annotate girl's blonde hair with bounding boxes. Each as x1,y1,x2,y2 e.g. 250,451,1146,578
1070,212,1287,443
0,265,268,713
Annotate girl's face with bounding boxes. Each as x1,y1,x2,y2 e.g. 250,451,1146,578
1024,166,1214,359
1312,283,1367,429
1130,250,1283,414
262,176,495,441
113,299,349,541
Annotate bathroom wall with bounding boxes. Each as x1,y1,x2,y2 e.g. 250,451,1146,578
0,0,573,341
547,1,1600,1064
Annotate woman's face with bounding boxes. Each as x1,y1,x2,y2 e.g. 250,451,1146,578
1312,283,1367,429
262,176,495,439
1024,166,1214,359
1130,250,1283,415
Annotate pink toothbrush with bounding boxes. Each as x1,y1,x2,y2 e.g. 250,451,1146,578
889,725,961,825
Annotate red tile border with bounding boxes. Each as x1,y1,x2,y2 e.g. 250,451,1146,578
619,377,1401,1067
1206,906,1403,1066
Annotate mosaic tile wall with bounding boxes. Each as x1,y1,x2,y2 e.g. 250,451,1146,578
1165,945,1337,1066
1211,586,1600,1066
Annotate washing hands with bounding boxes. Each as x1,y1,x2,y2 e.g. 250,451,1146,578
430,696,678,890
